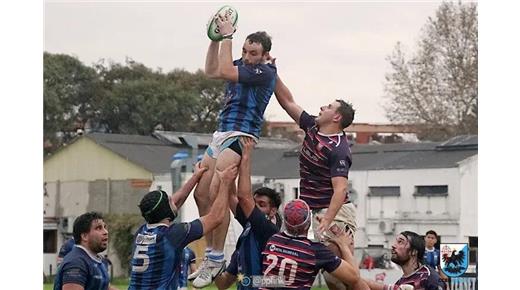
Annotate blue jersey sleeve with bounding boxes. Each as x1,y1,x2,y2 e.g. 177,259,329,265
299,111,317,131
60,259,89,287
314,242,342,273
329,146,351,178
235,205,248,227
238,63,276,86
225,250,239,276
248,206,279,248
166,220,204,248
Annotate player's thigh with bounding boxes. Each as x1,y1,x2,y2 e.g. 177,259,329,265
209,148,241,199
194,153,217,198
215,147,241,170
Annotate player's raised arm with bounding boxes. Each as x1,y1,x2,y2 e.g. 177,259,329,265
215,13,239,82
236,137,256,217
274,74,304,125
170,161,208,209
205,39,221,78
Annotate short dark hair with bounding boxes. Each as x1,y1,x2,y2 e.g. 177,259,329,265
401,231,425,262
246,31,272,53
253,187,281,209
73,212,104,245
335,99,355,129
425,230,438,238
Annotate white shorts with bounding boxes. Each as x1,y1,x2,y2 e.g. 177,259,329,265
205,131,258,159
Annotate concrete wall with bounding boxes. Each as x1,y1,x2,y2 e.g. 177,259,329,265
459,155,478,239
44,178,151,277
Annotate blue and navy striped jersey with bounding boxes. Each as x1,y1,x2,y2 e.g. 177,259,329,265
217,59,277,138
178,247,196,288
228,206,279,289
54,245,110,290
128,220,203,290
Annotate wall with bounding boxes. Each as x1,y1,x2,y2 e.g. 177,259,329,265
44,137,152,182
266,161,477,248
459,155,478,239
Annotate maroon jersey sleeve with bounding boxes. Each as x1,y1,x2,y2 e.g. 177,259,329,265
299,111,316,130
328,146,351,178
314,242,342,273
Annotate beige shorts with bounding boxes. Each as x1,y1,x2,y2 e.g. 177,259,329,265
311,202,357,242
205,131,258,159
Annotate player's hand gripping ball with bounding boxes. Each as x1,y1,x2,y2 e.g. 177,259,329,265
207,5,238,41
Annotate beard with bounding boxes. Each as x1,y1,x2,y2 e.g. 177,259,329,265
391,253,411,266
89,238,107,253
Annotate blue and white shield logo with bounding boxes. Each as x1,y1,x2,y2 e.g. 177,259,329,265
440,243,469,277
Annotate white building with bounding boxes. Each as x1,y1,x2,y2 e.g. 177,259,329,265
250,135,478,267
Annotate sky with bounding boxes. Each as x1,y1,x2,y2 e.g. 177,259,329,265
44,0,444,124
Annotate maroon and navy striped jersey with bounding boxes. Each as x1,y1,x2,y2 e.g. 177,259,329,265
385,265,445,290
261,232,341,289
298,111,352,209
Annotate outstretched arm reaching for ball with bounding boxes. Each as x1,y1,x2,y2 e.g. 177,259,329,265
205,40,220,78
273,72,304,125
215,13,239,82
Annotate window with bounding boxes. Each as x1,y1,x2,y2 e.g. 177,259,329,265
368,186,400,197
44,229,57,253
414,185,448,196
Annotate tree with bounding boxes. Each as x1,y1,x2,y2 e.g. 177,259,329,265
383,2,477,141
166,69,226,133
44,54,227,154
43,53,100,153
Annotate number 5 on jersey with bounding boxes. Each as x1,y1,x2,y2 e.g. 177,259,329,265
132,245,150,272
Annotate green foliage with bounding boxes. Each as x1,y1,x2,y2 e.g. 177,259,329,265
104,213,144,275
43,52,101,153
43,54,226,154
384,2,478,141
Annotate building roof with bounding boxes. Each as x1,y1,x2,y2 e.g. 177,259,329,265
86,133,191,174
153,130,298,149
54,132,477,178
250,135,478,179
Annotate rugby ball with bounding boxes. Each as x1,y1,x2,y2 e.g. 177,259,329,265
206,5,238,41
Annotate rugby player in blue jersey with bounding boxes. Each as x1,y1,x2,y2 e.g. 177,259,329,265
53,212,118,290
214,137,282,290
261,199,360,290
272,71,356,242
128,162,237,290
191,13,278,287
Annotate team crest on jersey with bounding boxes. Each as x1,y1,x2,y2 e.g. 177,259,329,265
269,244,277,252
440,243,469,277
254,68,263,75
